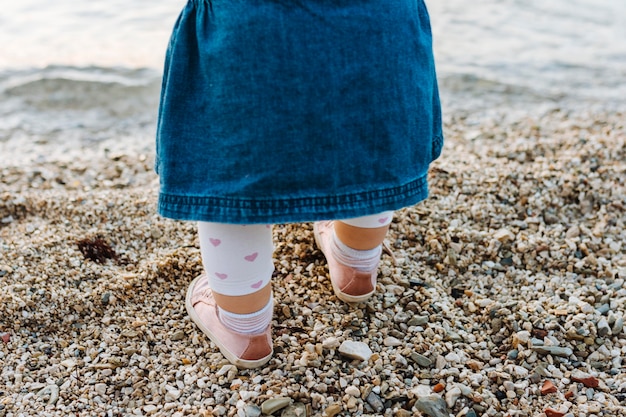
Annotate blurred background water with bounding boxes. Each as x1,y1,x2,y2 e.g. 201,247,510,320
1,0,625,165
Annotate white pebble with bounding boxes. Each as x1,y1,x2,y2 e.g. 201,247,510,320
143,405,158,415
514,330,531,345
445,386,462,408
513,366,529,378
338,341,373,362
345,386,361,397
445,352,461,363
216,364,236,377
383,337,402,347
94,383,107,397
322,337,341,349
165,389,181,402
411,385,432,398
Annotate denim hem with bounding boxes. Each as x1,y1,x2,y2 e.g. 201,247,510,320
158,174,429,224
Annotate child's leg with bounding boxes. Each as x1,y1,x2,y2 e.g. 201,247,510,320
336,210,393,247
314,211,393,302
197,222,274,334
332,211,393,270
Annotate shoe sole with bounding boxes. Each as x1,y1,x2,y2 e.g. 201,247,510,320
185,275,273,369
313,223,376,304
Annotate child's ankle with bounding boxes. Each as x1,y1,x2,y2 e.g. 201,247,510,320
331,231,381,272
217,296,273,334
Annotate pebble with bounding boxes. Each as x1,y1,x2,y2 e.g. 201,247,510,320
415,395,450,417
322,337,341,349
503,381,515,392
281,402,307,417
544,408,565,417
244,405,262,417
596,317,611,337
94,383,107,396
394,311,410,323
531,346,573,357
213,405,227,416
365,391,384,413
345,386,360,397
101,292,111,305
338,340,373,362
170,330,186,341
0,264,12,276
611,317,624,335
37,385,59,405
571,372,599,388
494,228,515,242
384,336,402,347
60,359,76,369
565,225,580,239
261,397,291,415
393,353,406,367
435,355,447,370
408,315,430,326
324,404,342,417
512,365,529,378
512,330,531,347
433,383,445,393
411,353,433,367
541,380,558,395
466,360,483,371
216,364,237,377
0,332,10,343
412,384,433,398
445,386,462,408
165,389,181,402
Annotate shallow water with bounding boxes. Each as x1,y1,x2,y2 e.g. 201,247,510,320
1,0,625,165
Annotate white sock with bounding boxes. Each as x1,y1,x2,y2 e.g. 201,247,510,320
218,296,274,334
331,231,382,272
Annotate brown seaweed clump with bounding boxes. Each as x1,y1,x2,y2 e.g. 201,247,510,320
76,236,118,263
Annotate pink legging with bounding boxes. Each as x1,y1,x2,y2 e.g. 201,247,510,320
198,211,393,296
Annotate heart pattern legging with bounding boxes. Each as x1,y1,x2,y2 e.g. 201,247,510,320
198,211,393,296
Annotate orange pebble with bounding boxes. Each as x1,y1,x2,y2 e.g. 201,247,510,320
572,375,599,388
541,380,558,395
433,383,445,393
544,408,565,417
466,360,483,371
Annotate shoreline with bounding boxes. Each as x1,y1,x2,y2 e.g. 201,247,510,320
1,108,625,416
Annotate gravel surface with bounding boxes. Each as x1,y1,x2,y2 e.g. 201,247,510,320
1,109,625,416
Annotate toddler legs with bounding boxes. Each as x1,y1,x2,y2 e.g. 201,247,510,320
191,212,394,367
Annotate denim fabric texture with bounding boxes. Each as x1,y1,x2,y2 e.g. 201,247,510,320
156,0,443,224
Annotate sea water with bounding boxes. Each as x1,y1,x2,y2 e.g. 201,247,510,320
1,0,624,165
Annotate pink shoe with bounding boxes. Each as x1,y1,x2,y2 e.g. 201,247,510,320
185,275,273,369
313,221,378,303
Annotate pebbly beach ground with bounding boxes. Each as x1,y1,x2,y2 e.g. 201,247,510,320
0,108,625,417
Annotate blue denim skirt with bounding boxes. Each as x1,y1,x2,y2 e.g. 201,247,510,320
156,0,443,224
